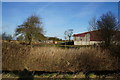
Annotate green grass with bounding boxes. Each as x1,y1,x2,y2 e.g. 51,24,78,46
2,73,19,78
89,73,97,78
2,72,85,78
2,72,120,79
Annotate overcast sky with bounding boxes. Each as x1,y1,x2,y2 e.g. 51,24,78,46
2,2,118,39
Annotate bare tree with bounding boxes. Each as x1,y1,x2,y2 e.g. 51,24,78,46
89,12,119,47
89,17,97,31
98,12,119,47
64,29,73,42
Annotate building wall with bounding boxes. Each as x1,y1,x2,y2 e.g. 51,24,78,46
74,33,100,45
74,41,100,45
74,33,90,41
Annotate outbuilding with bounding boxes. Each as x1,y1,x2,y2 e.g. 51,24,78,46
73,30,102,45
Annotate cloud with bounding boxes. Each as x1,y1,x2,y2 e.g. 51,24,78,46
35,2,103,38
36,2,55,14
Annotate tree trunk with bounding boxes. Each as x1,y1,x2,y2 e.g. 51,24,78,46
28,36,32,45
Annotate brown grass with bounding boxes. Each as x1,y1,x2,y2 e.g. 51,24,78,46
2,42,118,72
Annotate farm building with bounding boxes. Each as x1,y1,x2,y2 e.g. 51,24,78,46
73,30,101,45
73,30,120,45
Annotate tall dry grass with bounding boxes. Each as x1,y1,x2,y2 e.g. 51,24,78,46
26,47,116,72
2,42,117,72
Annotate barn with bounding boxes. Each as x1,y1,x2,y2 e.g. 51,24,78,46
73,30,120,45
73,30,102,45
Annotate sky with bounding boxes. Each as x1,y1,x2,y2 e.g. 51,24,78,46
2,0,120,2
2,2,119,39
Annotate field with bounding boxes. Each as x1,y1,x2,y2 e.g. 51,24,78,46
2,41,120,79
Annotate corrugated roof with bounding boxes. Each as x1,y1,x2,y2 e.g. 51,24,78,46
73,30,120,41
73,30,102,41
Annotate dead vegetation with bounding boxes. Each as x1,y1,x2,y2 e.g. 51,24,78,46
2,41,119,72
